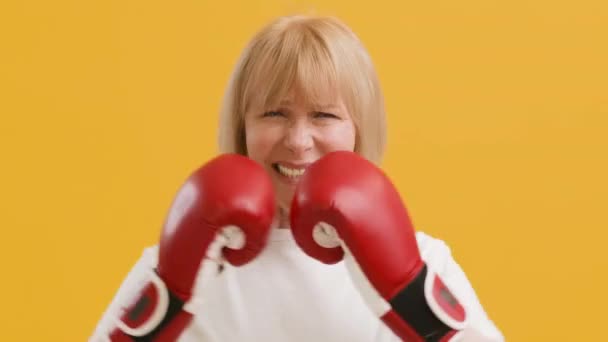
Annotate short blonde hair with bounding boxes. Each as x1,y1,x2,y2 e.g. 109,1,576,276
217,14,386,164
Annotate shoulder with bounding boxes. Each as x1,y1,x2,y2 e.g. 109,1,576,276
415,231,453,272
125,244,159,272
90,245,162,340
140,245,159,264
415,231,448,249
415,232,505,340
115,245,161,299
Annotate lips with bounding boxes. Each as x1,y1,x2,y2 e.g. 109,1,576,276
271,162,311,181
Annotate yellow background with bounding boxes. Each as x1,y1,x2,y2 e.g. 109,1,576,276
1,0,606,340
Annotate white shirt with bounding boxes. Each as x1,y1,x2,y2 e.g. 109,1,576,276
91,229,505,341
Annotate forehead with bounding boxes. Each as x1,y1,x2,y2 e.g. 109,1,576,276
276,85,343,108
248,77,343,112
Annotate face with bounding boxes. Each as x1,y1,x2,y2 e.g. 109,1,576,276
244,88,356,214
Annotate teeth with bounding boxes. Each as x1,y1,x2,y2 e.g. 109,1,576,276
276,164,306,178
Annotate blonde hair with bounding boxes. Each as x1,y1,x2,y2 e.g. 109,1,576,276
217,14,386,164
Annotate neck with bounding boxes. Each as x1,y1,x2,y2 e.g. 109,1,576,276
276,206,290,229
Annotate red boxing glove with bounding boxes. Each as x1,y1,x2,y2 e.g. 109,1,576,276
108,154,275,341
290,151,467,342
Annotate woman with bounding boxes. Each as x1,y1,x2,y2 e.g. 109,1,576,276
91,14,504,341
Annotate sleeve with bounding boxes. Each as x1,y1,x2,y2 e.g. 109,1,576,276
416,232,506,342
88,246,160,342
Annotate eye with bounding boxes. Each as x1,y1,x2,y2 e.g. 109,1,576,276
262,111,285,118
314,112,339,119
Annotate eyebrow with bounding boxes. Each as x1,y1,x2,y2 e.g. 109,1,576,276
315,104,339,111
278,100,339,110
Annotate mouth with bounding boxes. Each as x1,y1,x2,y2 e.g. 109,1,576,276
271,162,309,184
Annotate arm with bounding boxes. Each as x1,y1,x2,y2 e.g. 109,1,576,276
89,247,159,341
89,154,276,341
416,232,505,341
290,151,504,341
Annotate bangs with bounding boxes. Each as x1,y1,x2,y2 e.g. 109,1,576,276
241,23,341,113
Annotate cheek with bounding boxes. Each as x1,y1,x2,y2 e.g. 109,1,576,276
319,122,357,152
245,122,281,162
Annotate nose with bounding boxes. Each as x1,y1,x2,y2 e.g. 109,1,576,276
284,119,313,155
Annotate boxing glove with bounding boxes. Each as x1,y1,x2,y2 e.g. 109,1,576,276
108,154,276,341
290,151,467,342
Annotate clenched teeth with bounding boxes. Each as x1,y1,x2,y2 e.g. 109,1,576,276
276,164,306,178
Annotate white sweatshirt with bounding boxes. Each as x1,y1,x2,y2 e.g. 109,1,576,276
90,228,505,341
